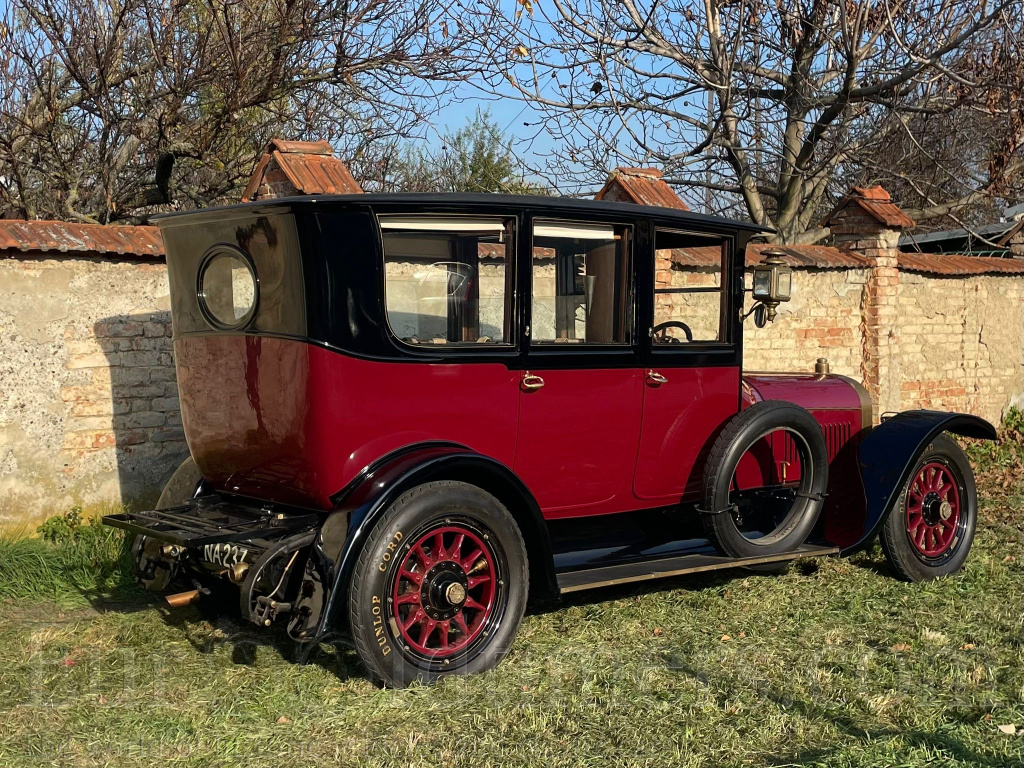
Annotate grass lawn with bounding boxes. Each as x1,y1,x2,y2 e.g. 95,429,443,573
0,432,1020,767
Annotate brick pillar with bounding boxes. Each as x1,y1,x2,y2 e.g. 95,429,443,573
823,186,914,421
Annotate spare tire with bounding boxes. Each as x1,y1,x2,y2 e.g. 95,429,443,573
701,401,828,558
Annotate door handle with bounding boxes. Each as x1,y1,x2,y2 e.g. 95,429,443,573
521,373,545,390
646,370,668,385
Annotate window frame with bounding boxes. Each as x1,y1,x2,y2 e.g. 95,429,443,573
377,213,518,353
526,216,635,349
196,243,260,331
649,228,732,350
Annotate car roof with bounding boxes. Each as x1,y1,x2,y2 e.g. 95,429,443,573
153,192,771,234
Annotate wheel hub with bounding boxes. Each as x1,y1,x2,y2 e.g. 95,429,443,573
421,561,469,621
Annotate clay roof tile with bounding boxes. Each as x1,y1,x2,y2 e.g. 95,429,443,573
0,219,164,259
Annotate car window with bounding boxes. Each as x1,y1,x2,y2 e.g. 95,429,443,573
652,230,727,344
380,216,513,345
531,220,631,344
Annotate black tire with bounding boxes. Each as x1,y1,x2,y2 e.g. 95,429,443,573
701,401,829,558
880,436,977,582
157,455,203,508
132,456,203,591
347,481,529,688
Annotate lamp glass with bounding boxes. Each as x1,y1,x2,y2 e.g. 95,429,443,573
752,269,772,298
776,269,793,300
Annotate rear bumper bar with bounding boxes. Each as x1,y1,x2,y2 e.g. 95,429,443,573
103,495,320,547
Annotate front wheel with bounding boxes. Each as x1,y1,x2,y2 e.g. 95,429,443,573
347,481,529,687
880,435,977,582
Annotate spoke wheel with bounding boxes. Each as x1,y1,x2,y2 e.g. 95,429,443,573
347,480,528,687
905,461,962,559
391,523,499,658
880,436,977,582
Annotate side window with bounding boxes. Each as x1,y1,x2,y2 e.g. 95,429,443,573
531,220,631,344
652,230,727,344
380,216,513,345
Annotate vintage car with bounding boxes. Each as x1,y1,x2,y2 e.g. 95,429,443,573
104,193,995,687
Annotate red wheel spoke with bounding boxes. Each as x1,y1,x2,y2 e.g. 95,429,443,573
402,609,424,632
450,532,465,558
461,548,483,570
418,618,437,646
467,574,491,589
439,621,450,649
400,568,423,585
464,596,486,612
395,591,419,605
937,482,952,497
434,532,447,561
414,544,433,569
453,612,469,636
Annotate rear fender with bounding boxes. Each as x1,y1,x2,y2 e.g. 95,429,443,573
306,442,555,640
843,410,995,555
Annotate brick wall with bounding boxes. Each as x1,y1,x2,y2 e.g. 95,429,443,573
0,256,185,527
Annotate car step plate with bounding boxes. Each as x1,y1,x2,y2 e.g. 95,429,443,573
556,544,839,594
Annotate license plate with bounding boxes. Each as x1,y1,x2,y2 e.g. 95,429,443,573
202,543,249,567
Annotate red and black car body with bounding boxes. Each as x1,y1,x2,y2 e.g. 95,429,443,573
105,194,994,685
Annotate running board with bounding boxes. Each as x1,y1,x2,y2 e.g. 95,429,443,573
556,545,839,594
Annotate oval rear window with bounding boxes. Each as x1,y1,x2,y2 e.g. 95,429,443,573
198,247,258,329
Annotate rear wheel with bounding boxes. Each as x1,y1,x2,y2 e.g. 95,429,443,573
132,456,203,591
347,481,528,688
880,436,976,582
701,401,829,559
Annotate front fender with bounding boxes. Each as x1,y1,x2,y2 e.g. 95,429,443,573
307,443,555,641
843,410,995,555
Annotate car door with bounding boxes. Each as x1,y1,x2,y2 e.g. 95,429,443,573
633,229,741,501
514,217,644,516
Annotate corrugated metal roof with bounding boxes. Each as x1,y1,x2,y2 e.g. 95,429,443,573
595,167,691,211
897,253,1024,276
241,139,363,201
822,185,915,229
0,219,164,258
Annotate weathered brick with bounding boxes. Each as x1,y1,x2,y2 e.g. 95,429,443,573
113,411,166,430
152,396,180,412
152,427,186,442
67,352,114,370
95,320,144,337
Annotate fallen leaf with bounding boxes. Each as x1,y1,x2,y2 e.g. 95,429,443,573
653,627,663,637
276,716,291,725
997,724,1016,735
738,631,746,638
61,657,76,667
890,643,912,653
1003,555,1016,563
97,695,107,705
960,643,975,650
721,634,731,642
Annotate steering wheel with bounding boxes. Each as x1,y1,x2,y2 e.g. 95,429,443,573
652,320,693,344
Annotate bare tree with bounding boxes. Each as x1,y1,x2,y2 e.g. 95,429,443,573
456,0,1022,242
0,0,460,223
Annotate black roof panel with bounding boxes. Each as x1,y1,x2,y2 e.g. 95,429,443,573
154,192,770,234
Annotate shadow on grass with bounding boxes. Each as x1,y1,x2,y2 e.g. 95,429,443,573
748,683,1015,768
75,573,371,683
